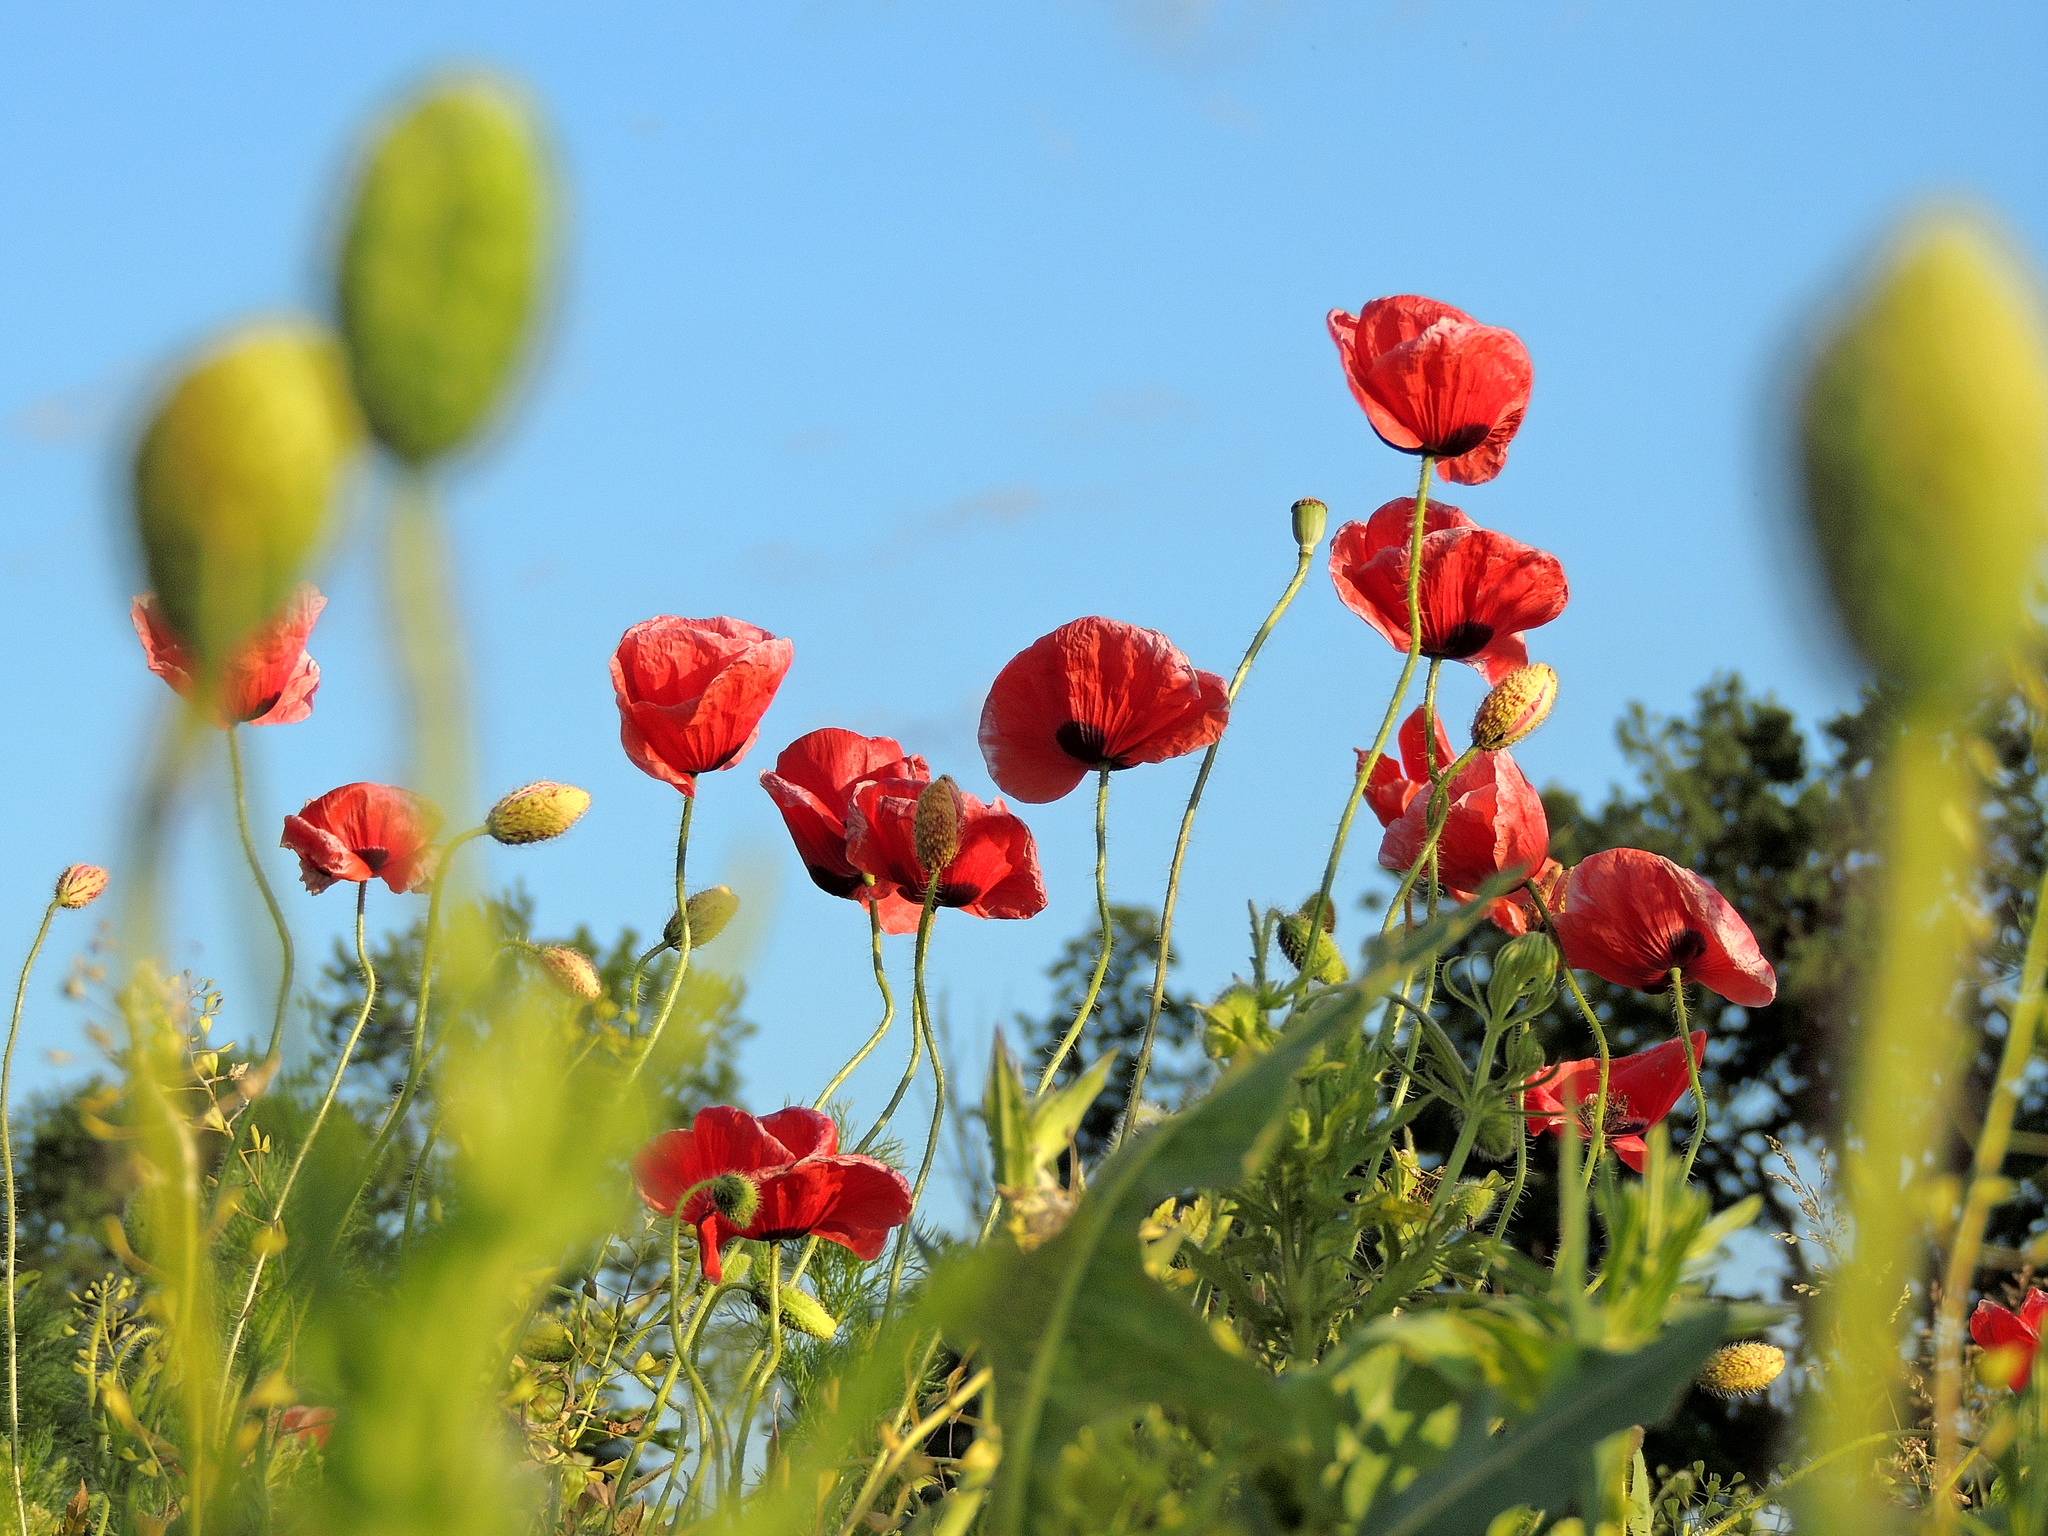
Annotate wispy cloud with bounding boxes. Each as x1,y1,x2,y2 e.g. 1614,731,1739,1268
1055,384,1202,441
1090,0,1291,66
874,484,1045,565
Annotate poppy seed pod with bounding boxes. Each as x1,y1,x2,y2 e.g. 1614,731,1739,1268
1291,497,1328,549
338,75,552,463
666,885,740,951
485,781,591,845
1697,1342,1786,1398
536,946,602,1002
913,776,965,878
1472,663,1559,752
704,1172,761,1230
133,322,362,671
54,865,108,910
1802,212,2048,699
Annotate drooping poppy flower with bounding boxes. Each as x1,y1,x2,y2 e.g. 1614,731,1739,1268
844,777,1047,920
978,617,1229,804
761,729,931,934
1550,848,1777,1007
612,617,794,794
1329,499,1568,684
1378,747,1550,925
1327,295,1534,485
282,783,441,895
633,1105,913,1283
1523,1032,1706,1173
1362,707,1457,827
132,584,325,726
1972,1290,2048,1391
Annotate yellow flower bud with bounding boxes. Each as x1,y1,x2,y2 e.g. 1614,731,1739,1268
665,886,740,951
1696,1341,1785,1398
743,1282,841,1340
54,865,108,910
1472,663,1559,752
913,776,965,877
485,781,591,845
535,946,602,1002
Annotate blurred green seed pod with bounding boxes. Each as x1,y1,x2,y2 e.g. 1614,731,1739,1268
743,1282,841,1341
1801,211,2048,699
1466,1103,1522,1163
519,1318,575,1363
337,74,553,463
132,321,362,670
1487,932,1559,1019
1445,1176,1500,1229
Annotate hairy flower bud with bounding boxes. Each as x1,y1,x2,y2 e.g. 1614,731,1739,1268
913,775,965,878
519,1319,576,1362
1472,663,1559,752
665,886,740,951
54,865,108,910
485,781,590,844
743,1282,841,1340
1488,932,1559,1019
535,945,602,1002
705,1172,760,1229
1291,497,1328,549
1697,1341,1785,1398
1468,1104,1523,1163
1277,898,1346,984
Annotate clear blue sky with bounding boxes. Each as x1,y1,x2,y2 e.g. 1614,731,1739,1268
2,2,2043,1131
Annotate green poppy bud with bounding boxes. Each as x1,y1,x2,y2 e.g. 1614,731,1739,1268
1467,1104,1523,1163
1291,497,1328,549
744,1282,841,1340
519,1318,575,1363
1801,211,2048,699
665,885,740,950
337,74,552,462
1488,932,1559,1019
1277,898,1346,985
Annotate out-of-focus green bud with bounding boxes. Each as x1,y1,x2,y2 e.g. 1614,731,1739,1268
1446,1175,1501,1229
1801,211,2048,699
519,1319,575,1363
665,885,740,950
1277,898,1347,984
1503,1028,1547,1085
1488,932,1559,1019
1291,497,1328,549
743,1282,840,1341
338,74,552,463
133,321,361,669
1201,985,1272,1064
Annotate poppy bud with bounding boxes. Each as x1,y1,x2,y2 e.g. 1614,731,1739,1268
1446,1177,1500,1229
1468,1104,1522,1163
1802,211,2048,699
485,781,590,845
1277,899,1346,985
705,1172,760,1229
743,1282,841,1340
1697,1341,1785,1398
1472,664,1559,752
1201,986,1271,1064
535,946,602,1002
132,323,362,671
54,865,108,911
664,886,740,951
1487,932,1559,1019
1291,497,1328,549
519,1319,576,1362
913,776,965,878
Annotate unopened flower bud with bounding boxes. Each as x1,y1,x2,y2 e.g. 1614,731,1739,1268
1277,898,1346,985
536,945,602,1002
1291,497,1328,548
913,776,965,877
520,1319,576,1362
1697,1341,1785,1398
1472,663,1558,752
705,1172,760,1229
486,781,591,845
1487,932,1559,1019
665,886,740,951
1468,1104,1523,1163
743,1282,841,1340
54,865,108,910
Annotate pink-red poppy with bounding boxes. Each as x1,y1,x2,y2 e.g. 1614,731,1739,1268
1524,1032,1706,1173
612,617,794,794
1378,746,1550,912
634,1106,912,1283
844,777,1047,920
1550,849,1777,1007
1329,499,1568,685
132,584,325,726
761,729,931,934
279,1406,335,1449
282,783,441,895
1972,1290,2048,1391
978,617,1229,804
1327,295,1534,485
1363,707,1457,828
1490,856,1569,938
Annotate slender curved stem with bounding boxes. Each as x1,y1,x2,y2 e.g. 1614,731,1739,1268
400,1120,440,1258
1668,970,1707,1182
816,900,895,1108
226,729,295,1064
1526,880,1611,1182
1037,767,1112,1097
608,1220,697,1534
1121,534,1317,1145
885,887,945,1310
1492,1039,1532,1245
3,897,58,1536
625,940,666,1026
729,1247,784,1493
629,798,696,1087
1380,743,1480,937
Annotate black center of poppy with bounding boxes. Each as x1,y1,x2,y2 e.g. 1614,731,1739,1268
1666,929,1709,973
1576,1093,1648,1138
243,691,283,722
1055,721,1110,765
358,847,390,873
807,864,863,899
1431,621,1496,660
931,881,978,908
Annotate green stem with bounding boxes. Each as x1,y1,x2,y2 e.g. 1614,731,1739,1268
399,1120,440,1258
1429,1018,1508,1218
629,797,696,1087
1380,742,1480,936
1527,880,1611,1183
885,887,945,1310
3,898,58,1536
1668,973,1707,1182
729,1247,784,1494
816,899,895,1108
226,728,295,1064
1492,1040,1532,1245
608,1220,697,1534
1037,767,1112,1097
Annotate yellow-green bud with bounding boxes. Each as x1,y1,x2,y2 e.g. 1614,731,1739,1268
54,865,108,911
1201,986,1271,1064
666,885,740,951
1467,1104,1523,1163
1487,932,1559,1019
519,1319,575,1362
338,74,552,463
1472,663,1558,752
913,776,965,877
1696,1341,1785,1398
132,322,362,669
743,1282,841,1340
535,946,602,1002
1291,497,1328,548
485,781,590,845
706,1172,759,1229
1277,899,1346,984
1801,211,2048,699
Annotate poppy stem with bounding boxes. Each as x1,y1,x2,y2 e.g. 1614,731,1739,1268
1525,880,1611,1184
609,1218,699,1533
1120,527,1319,1148
1668,970,1707,1182
399,1119,439,1259
816,898,895,1109
729,1246,785,1495
625,939,667,1024
226,727,296,1065
1380,743,1481,936
3,895,59,1536
884,885,946,1310
630,796,696,1086
1492,1035,1533,1246
1037,767,1113,1098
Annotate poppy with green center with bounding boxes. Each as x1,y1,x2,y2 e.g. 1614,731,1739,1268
977,616,1229,804
760,728,930,933
132,582,326,726
1550,848,1777,1007
281,782,441,894
633,1106,912,1283
611,616,794,794
1329,499,1568,684
1327,295,1533,485
1523,1032,1706,1172
844,777,1047,919
1972,1290,2048,1390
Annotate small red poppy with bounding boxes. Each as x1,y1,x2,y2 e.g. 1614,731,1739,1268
1550,849,1777,1008
844,777,1047,920
1972,1290,2048,1391
634,1106,913,1283
978,617,1229,804
1378,746,1550,907
1362,707,1457,828
132,584,325,726
761,729,931,935
1327,295,1533,485
1329,499,1568,684
1524,1032,1706,1173
279,1405,335,1449
282,783,441,895
612,617,795,794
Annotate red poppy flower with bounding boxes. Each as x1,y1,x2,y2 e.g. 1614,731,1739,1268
282,783,441,895
1972,1290,2048,1390
978,617,1229,804
1524,1032,1706,1173
761,729,931,934
1362,707,1457,827
612,617,794,794
1327,295,1533,485
1329,499,1568,684
844,777,1047,919
279,1406,335,1449
633,1106,913,1283
1490,856,1568,937
132,584,325,726
1550,849,1777,1007
1378,746,1550,904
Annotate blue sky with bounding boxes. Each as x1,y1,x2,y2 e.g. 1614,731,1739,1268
2,1,2043,1134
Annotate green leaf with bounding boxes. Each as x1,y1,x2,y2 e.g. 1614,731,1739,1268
1028,1049,1118,1176
983,1035,1033,1190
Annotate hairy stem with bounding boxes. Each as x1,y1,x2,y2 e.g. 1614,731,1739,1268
885,885,945,1310
1669,971,1707,1182
629,797,696,1086
1527,880,1611,1182
817,898,895,1108
1037,766,1112,1097
227,728,295,1064
3,897,58,1536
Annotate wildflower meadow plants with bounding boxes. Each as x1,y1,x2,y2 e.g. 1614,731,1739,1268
5,69,2048,1536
